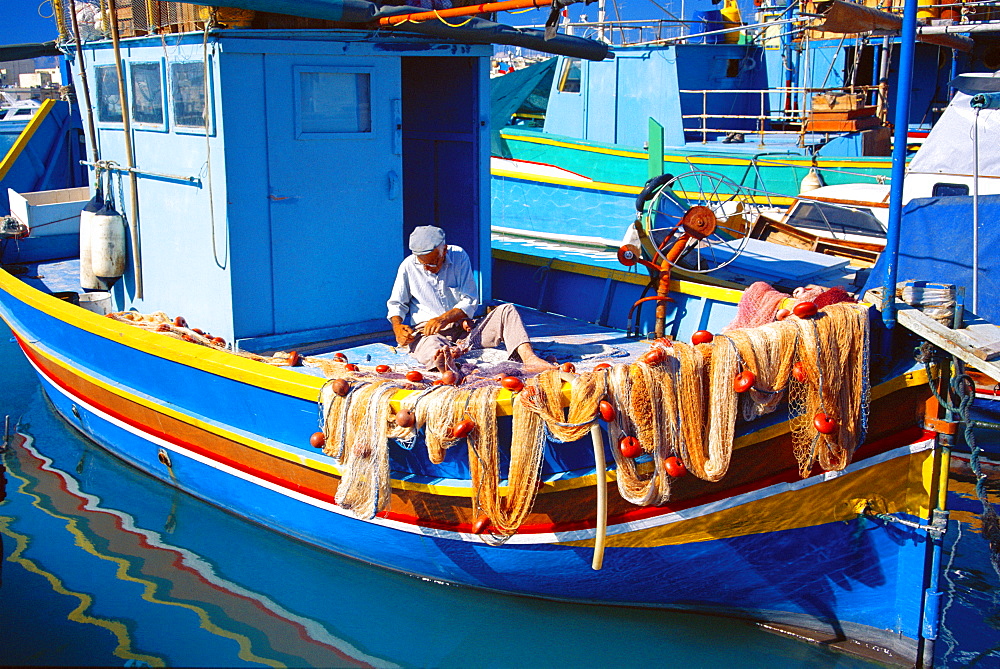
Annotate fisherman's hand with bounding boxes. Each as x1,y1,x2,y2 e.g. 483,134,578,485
393,322,415,346
421,316,447,336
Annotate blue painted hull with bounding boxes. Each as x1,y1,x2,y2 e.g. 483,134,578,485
0,270,943,664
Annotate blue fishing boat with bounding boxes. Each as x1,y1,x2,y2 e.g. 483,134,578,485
489,0,999,243
1,2,996,666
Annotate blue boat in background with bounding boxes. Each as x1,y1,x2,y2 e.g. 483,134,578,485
488,0,1000,246
1,2,998,666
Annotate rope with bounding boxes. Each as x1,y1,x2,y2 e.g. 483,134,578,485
925,359,1000,576
432,9,474,26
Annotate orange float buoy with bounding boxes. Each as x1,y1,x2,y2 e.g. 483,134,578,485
331,379,351,397
734,370,755,393
792,361,807,383
664,456,687,477
334,352,348,362
691,330,714,345
599,399,616,422
814,412,837,434
405,370,423,382
619,435,642,459
594,362,612,371
287,350,300,366
395,408,415,428
375,364,390,374
472,515,491,534
174,316,188,328
156,323,171,332
793,301,818,318
440,370,458,385
500,376,524,392
640,348,664,365
450,418,476,439
560,362,576,373
309,432,325,448
345,363,359,372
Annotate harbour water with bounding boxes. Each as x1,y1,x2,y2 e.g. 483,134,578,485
1,325,998,668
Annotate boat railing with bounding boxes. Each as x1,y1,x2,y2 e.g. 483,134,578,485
679,85,882,146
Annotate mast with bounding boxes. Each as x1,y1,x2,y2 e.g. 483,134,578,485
882,0,919,329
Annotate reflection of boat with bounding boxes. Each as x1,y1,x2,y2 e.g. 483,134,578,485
2,429,386,667
0,2,988,666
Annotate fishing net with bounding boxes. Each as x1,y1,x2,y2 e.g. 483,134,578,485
323,379,400,519
468,385,547,539
107,310,300,366
315,301,871,527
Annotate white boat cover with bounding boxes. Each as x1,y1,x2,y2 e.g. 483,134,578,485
908,91,1000,179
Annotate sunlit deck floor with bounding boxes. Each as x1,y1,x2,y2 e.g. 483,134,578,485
13,257,659,381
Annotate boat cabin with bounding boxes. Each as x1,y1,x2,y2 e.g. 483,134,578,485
78,30,491,350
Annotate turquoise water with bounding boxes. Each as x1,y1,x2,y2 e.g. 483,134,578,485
1,326,997,668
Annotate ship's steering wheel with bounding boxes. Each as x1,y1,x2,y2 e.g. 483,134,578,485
635,170,755,274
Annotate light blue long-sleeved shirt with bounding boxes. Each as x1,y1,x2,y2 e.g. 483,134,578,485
386,245,478,326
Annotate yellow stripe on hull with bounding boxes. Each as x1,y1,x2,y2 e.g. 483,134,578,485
499,131,894,171
562,444,935,548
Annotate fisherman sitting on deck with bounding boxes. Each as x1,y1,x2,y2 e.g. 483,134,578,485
387,226,555,375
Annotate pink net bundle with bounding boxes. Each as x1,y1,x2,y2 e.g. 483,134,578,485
724,282,857,331
724,282,790,331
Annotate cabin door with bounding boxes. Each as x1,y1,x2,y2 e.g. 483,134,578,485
264,56,403,334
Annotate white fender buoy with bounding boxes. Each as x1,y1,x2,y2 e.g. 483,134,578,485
79,188,104,290
91,202,127,279
799,167,824,193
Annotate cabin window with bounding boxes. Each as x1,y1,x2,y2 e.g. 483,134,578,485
932,183,969,197
130,62,164,126
786,201,885,237
171,61,208,128
95,65,122,123
296,70,372,136
558,59,581,93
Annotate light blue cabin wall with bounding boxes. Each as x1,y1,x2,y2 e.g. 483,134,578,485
80,33,492,347
614,49,685,148
219,52,273,339
85,38,237,342
543,57,584,139
582,56,618,144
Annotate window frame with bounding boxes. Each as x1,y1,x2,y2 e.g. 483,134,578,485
169,59,216,136
931,182,970,197
557,58,582,94
128,59,168,131
293,66,375,140
94,63,124,126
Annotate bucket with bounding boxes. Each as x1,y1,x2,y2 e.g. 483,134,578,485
78,291,112,315
691,10,724,44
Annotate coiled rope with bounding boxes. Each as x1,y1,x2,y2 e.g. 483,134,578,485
924,360,1000,577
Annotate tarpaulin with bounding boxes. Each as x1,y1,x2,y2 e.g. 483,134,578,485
864,195,1000,323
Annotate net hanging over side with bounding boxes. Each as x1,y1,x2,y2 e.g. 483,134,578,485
316,303,872,530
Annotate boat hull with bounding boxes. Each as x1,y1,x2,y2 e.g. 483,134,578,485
0,269,943,664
